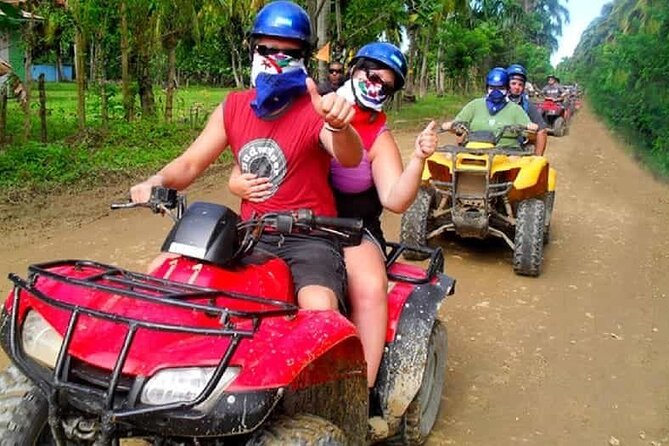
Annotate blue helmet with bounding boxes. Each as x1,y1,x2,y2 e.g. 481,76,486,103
251,1,312,45
506,64,527,81
351,42,408,90
486,67,509,88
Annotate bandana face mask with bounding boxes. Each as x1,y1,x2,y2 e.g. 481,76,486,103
485,88,509,115
351,69,392,111
250,47,308,118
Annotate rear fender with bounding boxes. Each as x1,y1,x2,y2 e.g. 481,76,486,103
548,167,557,192
512,157,549,190
375,273,455,421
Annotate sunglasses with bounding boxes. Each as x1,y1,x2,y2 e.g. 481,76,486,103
254,45,304,60
364,68,394,96
329,69,343,74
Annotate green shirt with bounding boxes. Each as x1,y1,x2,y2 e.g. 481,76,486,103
454,97,531,147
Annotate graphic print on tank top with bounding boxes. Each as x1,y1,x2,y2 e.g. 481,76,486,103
238,138,287,200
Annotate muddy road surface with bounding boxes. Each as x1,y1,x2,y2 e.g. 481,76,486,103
1,105,668,445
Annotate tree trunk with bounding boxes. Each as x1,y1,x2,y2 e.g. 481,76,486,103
56,40,63,82
403,24,419,99
95,36,108,129
22,19,34,142
38,73,47,142
419,32,431,97
74,27,86,130
120,0,133,121
0,84,6,146
316,0,329,84
136,21,156,118
334,0,342,43
229,37,244,89
435,43,444,96
164,40,176,122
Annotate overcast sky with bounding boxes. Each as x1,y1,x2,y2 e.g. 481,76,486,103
551,0,611,66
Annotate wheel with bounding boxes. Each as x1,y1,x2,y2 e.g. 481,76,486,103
246,413,348,446
400,188,434,261
398,320,448,445
552,117,565,137
543,191,555,245
0,365,52,445
513,199,545,276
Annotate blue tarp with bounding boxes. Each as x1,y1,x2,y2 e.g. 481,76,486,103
31,64,73,82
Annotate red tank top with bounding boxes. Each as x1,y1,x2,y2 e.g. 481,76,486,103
224,90,336,219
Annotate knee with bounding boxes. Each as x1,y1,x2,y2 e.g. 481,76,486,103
297,286,339,310
348,274,387,308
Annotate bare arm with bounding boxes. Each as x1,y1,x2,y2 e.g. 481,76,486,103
371,121,437,213
130,103,228,202
534,129,548,156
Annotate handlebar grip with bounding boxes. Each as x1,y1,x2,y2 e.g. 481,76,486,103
110,202,140,210
314,215,363,231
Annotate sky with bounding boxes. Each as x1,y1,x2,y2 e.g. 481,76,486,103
550,0,611,66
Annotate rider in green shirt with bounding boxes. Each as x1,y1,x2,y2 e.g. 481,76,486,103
444,67,537,146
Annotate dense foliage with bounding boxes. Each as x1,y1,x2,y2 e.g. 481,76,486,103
0,0,570,196
558,1,669,176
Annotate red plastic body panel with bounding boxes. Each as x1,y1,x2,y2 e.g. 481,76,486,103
385,262,439,342
4,255,369,390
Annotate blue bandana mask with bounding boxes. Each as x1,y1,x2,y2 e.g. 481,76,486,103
486,89,508,115
250,52,308,118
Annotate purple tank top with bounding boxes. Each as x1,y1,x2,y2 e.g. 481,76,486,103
330,107,388,194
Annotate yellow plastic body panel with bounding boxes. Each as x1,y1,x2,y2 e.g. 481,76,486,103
422,147,556,199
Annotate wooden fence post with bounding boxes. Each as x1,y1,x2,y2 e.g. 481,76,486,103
0,83,6,146
38,73,47,143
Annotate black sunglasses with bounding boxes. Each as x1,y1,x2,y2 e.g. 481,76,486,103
329,69,343,74
364,68,394,96
255,44,304,59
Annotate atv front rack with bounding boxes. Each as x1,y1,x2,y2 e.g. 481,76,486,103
4,260,297,437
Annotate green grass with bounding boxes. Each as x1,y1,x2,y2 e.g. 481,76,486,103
0,83,472,198
387,92,476,131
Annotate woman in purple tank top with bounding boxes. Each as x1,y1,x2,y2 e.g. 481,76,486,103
229,43,437,404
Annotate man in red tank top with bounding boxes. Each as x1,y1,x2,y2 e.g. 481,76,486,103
129,1,362,311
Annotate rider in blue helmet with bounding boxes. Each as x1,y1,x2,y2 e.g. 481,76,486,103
250,0,313,59
350,42,408,91
442,67,537,147
131,1,363,314
229,40,438,398
507,64,548,155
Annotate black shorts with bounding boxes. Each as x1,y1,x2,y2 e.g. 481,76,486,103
256,233,347,307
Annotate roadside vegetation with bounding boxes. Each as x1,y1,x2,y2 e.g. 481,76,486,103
557,1,669,177
0,83,471,199
1,0,571,200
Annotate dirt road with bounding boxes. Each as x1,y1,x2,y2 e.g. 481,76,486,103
1,106,668,445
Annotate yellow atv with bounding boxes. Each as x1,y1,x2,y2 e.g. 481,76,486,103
400,124,556,276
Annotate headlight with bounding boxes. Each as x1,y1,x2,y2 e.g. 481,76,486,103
140,366,240,406
21,310,64,368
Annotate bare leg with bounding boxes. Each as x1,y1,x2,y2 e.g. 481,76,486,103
345,240,388,387
297,285,339,310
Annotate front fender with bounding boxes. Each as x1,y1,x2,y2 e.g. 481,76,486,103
375,273,455,420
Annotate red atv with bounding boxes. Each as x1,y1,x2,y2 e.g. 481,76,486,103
537,96,570,137
0,187,455,445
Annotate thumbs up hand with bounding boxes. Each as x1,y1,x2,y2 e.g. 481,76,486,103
414,120,437,160
306,77,355,130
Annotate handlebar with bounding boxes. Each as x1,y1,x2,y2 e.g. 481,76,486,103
113,187,364,249
244,209,363,245
111,186,185,222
